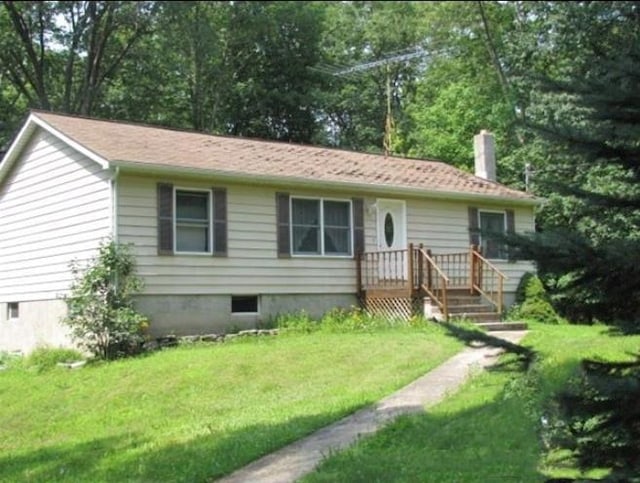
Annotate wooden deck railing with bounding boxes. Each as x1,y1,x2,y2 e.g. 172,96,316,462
470,245,507,314
413,245,450,320
357,244,507,318
358,248,411,291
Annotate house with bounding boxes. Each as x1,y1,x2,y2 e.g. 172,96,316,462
0,111,539,353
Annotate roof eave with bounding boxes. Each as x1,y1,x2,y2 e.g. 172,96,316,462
112,160,542,207
30,114,110,169
0,113,111,185
0,114,38,183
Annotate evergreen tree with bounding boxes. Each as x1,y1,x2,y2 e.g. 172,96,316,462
509,4,640,480
553,356,640,481
512,2,640,325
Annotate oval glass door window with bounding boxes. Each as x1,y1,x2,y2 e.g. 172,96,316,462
384,212,395,247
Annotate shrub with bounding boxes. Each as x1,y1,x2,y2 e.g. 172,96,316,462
64,241,149,360
24,347,84,372
511,273,563,324
276,307,415,333
0,351,22,369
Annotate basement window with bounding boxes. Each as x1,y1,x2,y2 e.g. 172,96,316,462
7,302,19,320
231,296,259,314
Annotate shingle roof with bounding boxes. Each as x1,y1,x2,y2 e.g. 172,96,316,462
32,111,536,203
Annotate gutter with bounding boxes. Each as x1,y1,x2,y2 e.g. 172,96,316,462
110,160,543,207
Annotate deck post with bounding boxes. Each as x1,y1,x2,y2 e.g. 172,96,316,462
426,249,433,290
356,250,363,296
407,243,414,293
442,284,449,322
498,275,504,315
470,245,477,294
418,243,424,288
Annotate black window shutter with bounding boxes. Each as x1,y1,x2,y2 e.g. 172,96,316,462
352,198,365,258
468,207,480,247
276,192,291,258
157,183,174,255
505,209,516,262
212,188,227,257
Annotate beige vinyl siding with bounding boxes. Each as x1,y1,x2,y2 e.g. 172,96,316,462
117,175,358,295
406,198,535,293
0,130,112,302
118,175,536,296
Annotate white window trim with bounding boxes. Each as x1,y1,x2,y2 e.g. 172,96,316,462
231,295,260,316
173,187,213,255
290,196,354,258
478,209,507,260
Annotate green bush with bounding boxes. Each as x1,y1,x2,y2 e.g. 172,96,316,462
64,241,149,360
276,310,318,333
511,273,563,324
277,307,424,333
23,347,84,372
0,351,22,369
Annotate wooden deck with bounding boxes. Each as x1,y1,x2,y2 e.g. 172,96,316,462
358,244,506,323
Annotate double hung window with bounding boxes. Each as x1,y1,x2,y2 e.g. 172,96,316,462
291,198,352,256
175,189,211,253
157,183,227,256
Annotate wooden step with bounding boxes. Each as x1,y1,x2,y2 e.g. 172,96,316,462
446,295,482,304
447,304,494,314
445,287,475,296
450,312,501,323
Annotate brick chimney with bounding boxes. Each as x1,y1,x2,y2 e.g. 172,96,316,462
474,130,496,181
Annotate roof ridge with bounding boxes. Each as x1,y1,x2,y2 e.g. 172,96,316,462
31,110,450,166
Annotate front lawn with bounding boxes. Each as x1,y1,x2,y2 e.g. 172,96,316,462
0,324,462,482
304,323,640,482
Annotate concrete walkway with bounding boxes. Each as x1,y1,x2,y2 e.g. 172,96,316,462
217,330,527,483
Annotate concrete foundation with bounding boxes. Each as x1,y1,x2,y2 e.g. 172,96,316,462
0,292,515,354
0,299,72,354
135,293,359,337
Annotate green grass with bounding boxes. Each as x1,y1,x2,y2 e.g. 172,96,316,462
304,323,640,483
0,324,462,482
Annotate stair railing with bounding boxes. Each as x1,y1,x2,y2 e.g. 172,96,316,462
470,245,507,315
431,251,469,288
414,245,450,321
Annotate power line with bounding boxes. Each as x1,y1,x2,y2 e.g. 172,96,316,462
312,46,446,155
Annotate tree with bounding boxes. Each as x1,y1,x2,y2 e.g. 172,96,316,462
0,0,155,143
552,356,640,481
391,1,527,185
222,1,325,142
317,1,429,152
508,1,640,324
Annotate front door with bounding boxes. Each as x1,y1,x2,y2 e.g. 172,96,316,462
376,199,407,281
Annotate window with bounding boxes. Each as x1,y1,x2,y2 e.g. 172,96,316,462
231,295,259,314
479,211,506,259
291,198,352,256
175,189,211,253
157,184,227,257
7,302,19,320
